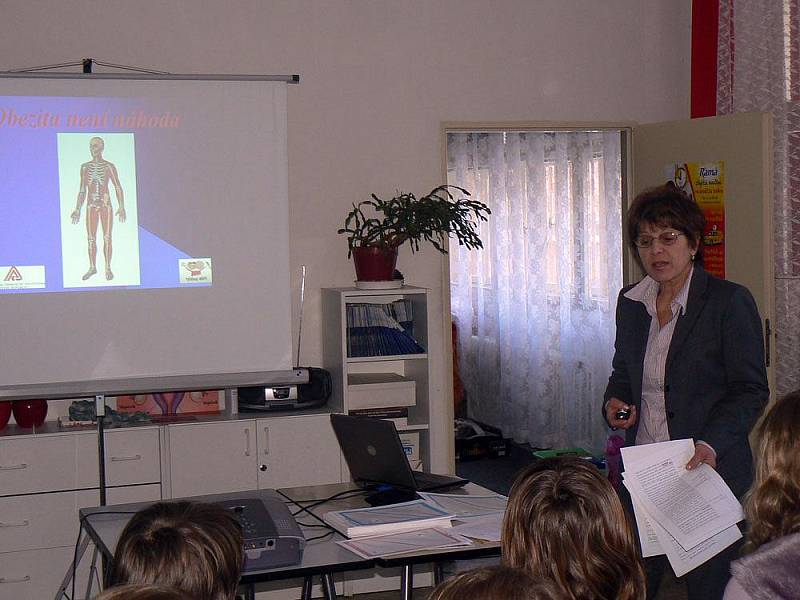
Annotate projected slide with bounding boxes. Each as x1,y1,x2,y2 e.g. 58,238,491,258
59,133,140,287
0,96,212,294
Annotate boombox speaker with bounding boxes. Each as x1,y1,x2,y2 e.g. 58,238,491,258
238,367,332,412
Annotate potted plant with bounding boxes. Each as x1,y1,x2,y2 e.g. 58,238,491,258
338,185,490,284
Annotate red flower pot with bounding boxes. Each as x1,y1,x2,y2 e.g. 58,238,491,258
12,399,48,428
352,246,398,281
0,401,11,430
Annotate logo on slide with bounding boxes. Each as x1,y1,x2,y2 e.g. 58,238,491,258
0,265,46,289
179,258,213,284
4,266,22,281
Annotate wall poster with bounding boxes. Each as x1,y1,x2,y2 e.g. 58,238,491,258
666,161,725,279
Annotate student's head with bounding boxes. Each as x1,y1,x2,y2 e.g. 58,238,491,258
94,583,193,600
429,566,567,600
501,457,645,600
744,389,800,550
109,501,243,600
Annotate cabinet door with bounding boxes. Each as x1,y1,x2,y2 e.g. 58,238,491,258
0,435,78,496
256,414,342,489
75,427,161,489
0,546,92,600
633,112,775,390
167,421,257,497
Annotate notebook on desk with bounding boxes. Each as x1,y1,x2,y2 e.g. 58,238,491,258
330,413,468,500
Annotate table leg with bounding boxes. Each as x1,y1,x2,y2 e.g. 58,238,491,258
400,564,414,600
321,572,337,599
85,544,101,598
55,530,93,600
243,583,255,600
302,575,313,600
433,562,445,587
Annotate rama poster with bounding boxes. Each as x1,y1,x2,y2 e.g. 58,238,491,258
666,161,725,279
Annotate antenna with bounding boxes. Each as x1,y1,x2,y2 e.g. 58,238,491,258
295,265,306,368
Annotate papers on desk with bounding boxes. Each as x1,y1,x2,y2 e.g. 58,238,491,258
338,527,472,559
333,493,508,558
621,439,744,577
420,492,508,543
418,492,508,518
323,499,454,538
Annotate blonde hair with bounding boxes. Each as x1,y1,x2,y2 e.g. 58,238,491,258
501,457,645,600
109,501,243,600
744,390,800,551
429,566,566,600
93,584,193,600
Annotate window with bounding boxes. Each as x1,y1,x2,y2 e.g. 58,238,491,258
446,128,623,451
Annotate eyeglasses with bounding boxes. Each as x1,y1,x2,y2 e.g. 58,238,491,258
634,231,685,248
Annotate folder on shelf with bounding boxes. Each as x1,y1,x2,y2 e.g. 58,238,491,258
346,302,425,357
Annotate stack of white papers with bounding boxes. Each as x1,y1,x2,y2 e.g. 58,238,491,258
621,439,744,576
420,492,508,543
334,493,508,559
338,527,472,559
323,499,454,538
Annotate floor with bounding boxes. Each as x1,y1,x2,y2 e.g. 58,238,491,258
351,442,687,600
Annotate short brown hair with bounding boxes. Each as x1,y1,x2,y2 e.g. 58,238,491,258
93,583,193,600
744,390,800,551
429,566,567,600
109,501,243,600
501,457,645,600
626,182,705,266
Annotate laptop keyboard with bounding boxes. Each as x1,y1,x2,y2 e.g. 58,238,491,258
413,471,467,490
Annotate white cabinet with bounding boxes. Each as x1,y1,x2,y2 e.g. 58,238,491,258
0,427,161,600
256,414,342,489
167,420,258,497
167,414,343,497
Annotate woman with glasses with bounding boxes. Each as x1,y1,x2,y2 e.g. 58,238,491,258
603,183,769,600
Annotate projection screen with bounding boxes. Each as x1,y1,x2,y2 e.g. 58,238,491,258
0,74,298,399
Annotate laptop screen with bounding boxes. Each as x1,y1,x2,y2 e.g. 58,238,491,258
330,413,419,490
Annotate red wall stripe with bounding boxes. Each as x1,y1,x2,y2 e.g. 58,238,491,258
691,0,720,118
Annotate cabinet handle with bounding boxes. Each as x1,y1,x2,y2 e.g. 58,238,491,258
0,576,31,584
263,426,270,456
244,428,251,457
0,520,30,528
0,463,27,471
259,464,268,472
110,454,142,462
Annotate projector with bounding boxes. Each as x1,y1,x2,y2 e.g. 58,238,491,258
213,492,304,571
238,367,331,412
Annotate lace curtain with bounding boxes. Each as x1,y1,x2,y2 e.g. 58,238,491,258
447,131,622,453
717,0,800,395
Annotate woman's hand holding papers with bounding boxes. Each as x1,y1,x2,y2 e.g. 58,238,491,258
685,442,717,471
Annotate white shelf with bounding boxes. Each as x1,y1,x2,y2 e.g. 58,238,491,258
346,353,427,363
322,287,433,471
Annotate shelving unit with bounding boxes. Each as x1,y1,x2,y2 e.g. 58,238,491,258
322,286,432,470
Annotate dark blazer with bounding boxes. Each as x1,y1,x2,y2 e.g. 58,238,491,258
604,266,768,497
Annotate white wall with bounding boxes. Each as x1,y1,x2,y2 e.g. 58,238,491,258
0,0,691,471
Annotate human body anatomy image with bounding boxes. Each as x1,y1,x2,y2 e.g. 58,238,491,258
71,136,126,281
58,133,141,288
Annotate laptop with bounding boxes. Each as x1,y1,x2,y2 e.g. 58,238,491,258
330,413,468,494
